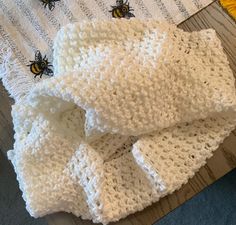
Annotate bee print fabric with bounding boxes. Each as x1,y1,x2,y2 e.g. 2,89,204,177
0,0,214,101
27,50,53,78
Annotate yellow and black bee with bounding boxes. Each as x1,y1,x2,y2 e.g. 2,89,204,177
40,0,60,11
27,50,53,78
110,0,135,19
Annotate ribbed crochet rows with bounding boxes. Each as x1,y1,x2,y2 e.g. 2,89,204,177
8,19,236,224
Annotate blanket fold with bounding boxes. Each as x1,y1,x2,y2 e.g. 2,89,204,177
7,19,236,224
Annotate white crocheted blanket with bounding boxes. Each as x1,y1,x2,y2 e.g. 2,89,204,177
5,19,236,224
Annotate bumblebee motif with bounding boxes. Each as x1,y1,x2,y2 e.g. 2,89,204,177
40,0,60,11
27,50,53,78
110,0,135,19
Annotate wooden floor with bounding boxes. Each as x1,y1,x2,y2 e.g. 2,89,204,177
1,1,236,225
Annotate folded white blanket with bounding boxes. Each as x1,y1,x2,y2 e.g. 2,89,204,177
7,19,236,224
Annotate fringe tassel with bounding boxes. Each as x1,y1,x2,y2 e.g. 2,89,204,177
0,42,34,102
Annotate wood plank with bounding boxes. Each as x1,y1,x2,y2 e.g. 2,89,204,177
0,81,14,153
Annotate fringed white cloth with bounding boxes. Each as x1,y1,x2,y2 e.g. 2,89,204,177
7,20,236,224
0,42,34,101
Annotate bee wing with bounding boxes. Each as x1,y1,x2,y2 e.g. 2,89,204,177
44,67,54,76
116,0,123,5
48,2,56,11
127,12,135,17
35,50,42,61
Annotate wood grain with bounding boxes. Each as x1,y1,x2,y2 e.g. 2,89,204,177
0,81,14,153
0,1,236,225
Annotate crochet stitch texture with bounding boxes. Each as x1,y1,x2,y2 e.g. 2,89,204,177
8,19,236,224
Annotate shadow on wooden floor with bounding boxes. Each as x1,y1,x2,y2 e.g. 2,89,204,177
0,151,47,225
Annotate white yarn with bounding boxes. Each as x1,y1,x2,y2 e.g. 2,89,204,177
7,19,236,224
